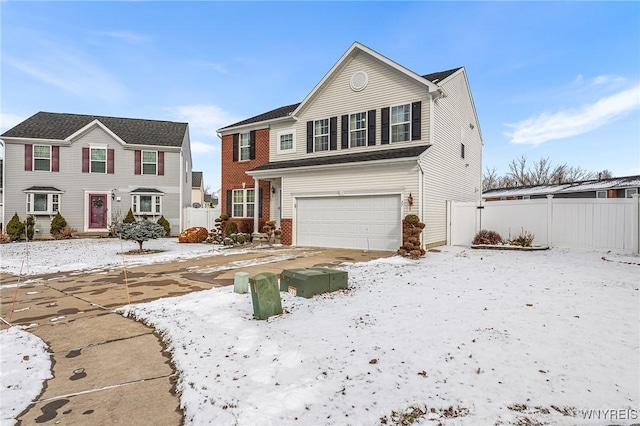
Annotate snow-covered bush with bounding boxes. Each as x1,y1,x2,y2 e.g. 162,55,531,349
116,220,166,250
472,230,503,245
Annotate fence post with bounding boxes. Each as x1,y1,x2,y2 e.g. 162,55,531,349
546,195,554,247
632,194,639,254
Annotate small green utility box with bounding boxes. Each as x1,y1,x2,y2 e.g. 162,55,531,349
280,267,348,298
249,272,282,320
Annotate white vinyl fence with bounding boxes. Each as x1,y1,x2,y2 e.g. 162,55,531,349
448,195,640,253
183,207,221,231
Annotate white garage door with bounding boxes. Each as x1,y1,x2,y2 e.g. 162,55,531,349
296,195,401,251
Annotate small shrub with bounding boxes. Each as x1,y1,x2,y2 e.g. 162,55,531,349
116,220,165,250
177,227,209,243
0,231,10,244
25,215,35,241
141,213,149,221
6,213,24,241
50,212,68,236
224,221,238,237
237,234,246,244
397,214,426,259
123,208,136,224
509,229,534,247
157,216,171,236
472,230,503,245
262,220,280,245
54,226,76,240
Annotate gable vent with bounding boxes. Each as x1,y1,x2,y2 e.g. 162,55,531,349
350,71,368,92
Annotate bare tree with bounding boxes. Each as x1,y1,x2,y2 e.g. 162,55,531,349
482,167,499,192
507,155,529,186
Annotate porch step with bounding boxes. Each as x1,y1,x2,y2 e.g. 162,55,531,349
73,232,111,239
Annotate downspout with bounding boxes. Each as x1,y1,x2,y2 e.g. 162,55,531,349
179,150,184,232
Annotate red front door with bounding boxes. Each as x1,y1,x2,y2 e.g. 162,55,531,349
89,194,108,229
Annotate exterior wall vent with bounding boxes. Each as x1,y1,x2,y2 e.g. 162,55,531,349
350,71,368,92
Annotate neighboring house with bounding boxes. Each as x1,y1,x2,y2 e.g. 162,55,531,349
1,112,192,236
483,175,640,201
191,171,205,207
217,42,483,251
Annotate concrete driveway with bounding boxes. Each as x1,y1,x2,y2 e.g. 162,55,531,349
1,245,391,425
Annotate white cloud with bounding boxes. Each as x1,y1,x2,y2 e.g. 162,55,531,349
0,112,27,133
4,49,129,103
505,84,640,145
189,60,228,74
94,30,150,45
191,140,218,155
166,105,241,138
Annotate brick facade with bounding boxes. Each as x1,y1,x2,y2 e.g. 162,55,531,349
280,218,292,245
220,128,272,235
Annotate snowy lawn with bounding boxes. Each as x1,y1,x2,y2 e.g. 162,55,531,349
0,327,52,426
0,237,246,276
120,247,640,425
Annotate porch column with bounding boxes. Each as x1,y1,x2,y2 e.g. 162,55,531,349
254,177,260,235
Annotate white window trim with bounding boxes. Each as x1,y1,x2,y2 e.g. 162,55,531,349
25,191,61,214
33,144,52,172
313,118,329,152
239,132,251,161
232,188,255,218
349,111,367,148
131,194,163,215
276,129,296,154
625,188,638,198
390,103,411,143
90,146,108,174
142,150,158,175
596,190,608,199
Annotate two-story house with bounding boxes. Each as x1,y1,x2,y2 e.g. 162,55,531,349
1,112,192,237
218,42,483,251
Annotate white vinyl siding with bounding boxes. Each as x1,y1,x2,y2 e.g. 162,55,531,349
349,112,367,147
33,145,51,171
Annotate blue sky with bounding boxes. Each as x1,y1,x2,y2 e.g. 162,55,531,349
2,1,639,192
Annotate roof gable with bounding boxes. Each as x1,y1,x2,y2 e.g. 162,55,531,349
1,112,188,147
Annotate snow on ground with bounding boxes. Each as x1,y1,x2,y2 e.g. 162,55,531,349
0,238,248,277
120,247,640,425
0,327,52,426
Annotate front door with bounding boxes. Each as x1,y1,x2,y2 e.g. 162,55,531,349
89,194,108,229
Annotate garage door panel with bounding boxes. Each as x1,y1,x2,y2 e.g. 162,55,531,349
297,195,401,251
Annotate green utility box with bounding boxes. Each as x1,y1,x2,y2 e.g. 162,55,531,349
249,272,282,320
280,267,348,298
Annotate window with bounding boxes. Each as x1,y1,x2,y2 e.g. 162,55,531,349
596,190,607,198
26,192,60,214
391,104,411,142
626,188,638,198
239,133,251,161
461,143,466,159
349,112,367,147
314,119,329,152
33,145,51,171
132,194,162,214
142,151,157,175
277,130,296,154
232,188,255,218
90,148,107,173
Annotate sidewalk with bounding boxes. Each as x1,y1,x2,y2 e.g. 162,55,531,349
2,246,391,425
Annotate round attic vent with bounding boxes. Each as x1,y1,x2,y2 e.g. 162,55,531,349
350,71,368,92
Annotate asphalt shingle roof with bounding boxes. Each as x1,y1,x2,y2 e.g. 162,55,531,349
250,145,429,172
482,175,640,198
422,67,462,84
23,186,62,192
131,188,164,193
192,171,203,188
1,112,188,147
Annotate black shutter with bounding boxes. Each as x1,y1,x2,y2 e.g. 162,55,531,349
411,101,422,140
226,190,232,216
258,188,263,218
367,109,376,146
381,107,390,144
329,117,337,151
341,115,349,149
306,121,313,153
249,130,256,160
232,134,239,162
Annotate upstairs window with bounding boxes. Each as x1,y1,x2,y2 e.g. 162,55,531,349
239,133,251,161
314,119,329,152
349,112,367,147
391,104,411,142
277,130,296,154
33,145,51,171
91,148,107,173
625,188,638,198
142,151,157,175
